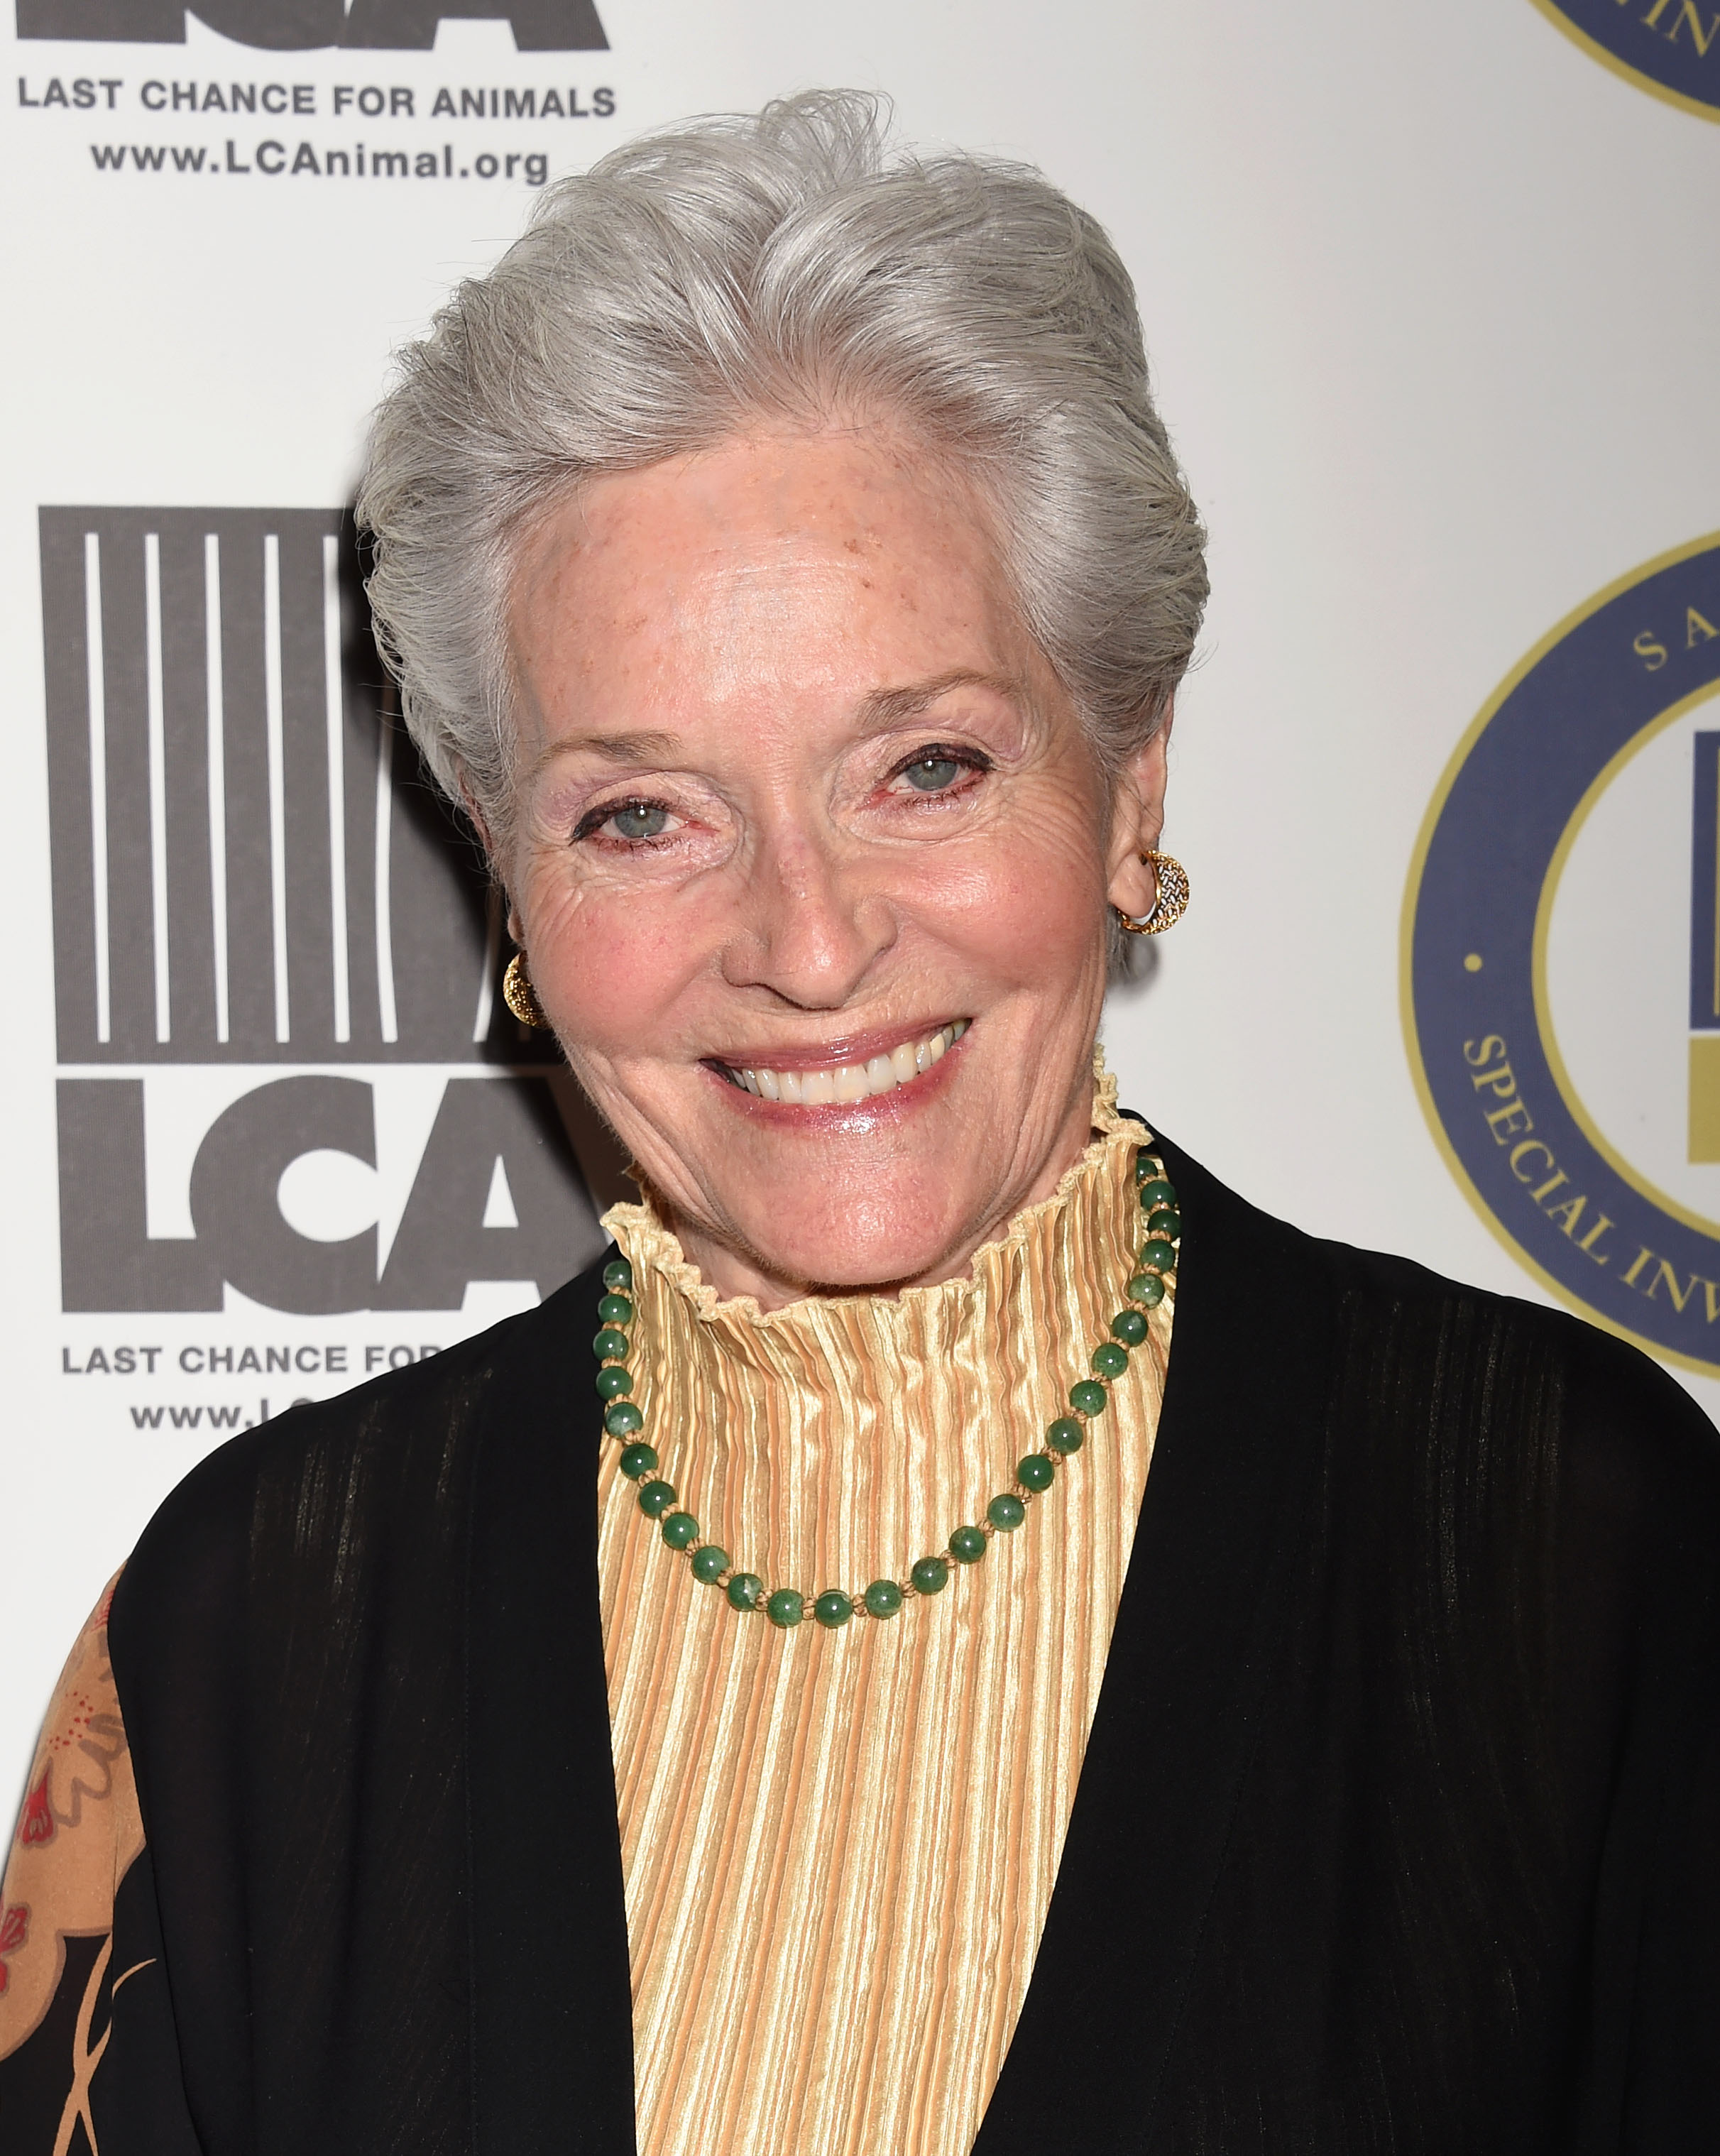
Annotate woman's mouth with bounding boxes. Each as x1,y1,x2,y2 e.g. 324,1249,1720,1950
713,1019,969,1105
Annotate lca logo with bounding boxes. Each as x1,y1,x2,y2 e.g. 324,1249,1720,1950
1405,533,1720,1374
17,0,606,50
43,507,606,1317
1530,0,1720,121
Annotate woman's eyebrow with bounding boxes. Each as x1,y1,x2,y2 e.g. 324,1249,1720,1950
855,669,1024,732
525,728,684,782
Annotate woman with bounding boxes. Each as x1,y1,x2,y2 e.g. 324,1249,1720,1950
2,92,1716,2155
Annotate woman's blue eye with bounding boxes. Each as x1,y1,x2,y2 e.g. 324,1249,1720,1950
904,755,963,793
609,803,669,841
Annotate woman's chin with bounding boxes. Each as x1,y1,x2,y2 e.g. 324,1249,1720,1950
699,1195,976,1301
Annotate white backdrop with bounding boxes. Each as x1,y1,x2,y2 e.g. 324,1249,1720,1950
4,0,1719,1810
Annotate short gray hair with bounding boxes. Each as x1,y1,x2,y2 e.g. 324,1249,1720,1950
358,91,1207,848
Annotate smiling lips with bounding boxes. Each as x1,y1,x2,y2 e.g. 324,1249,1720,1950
719,1019,969,1105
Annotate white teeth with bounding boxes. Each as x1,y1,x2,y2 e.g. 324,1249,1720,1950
726,1022,965,1105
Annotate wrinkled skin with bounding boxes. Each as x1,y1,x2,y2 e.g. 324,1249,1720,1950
500,423,1168,1309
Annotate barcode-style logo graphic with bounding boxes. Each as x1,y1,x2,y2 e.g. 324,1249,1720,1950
43,508,603,1316
43,507,545,1066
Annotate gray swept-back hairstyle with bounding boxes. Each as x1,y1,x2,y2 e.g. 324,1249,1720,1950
358,90,1207,850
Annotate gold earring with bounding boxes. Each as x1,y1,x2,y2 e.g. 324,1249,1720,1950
503,951,551,1028
1114,850,1190,936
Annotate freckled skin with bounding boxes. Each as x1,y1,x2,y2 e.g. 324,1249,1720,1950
503,425,1168,1310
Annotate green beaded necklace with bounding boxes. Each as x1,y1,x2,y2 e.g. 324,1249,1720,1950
593,1143,1180,1631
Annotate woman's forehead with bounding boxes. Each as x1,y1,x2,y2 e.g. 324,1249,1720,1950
508,431,1043,739
522,426,1002,588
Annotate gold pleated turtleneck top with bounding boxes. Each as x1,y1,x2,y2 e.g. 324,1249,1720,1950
596,1076,1173,2156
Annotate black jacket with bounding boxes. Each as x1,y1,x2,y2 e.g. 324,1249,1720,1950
58,1137,1720,2151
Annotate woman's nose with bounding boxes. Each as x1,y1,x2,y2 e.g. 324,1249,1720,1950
718,828,897,1009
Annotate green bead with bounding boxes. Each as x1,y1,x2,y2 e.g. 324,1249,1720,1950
1146,1208,1181,1242
661,1510,699,1550
1139,1240,1177,1275
1138,1179,1176,1211
1069,1379,1109,1418
1111,1308,1149,1347
1129,1272,1167,1308
1046,1416,1085,1454
814,1590,853,1629
593,1327,630,1362
911,1556,950,1595
727,1572,765,1611
1091,1341,1129,1379
863,1578,904,1618
603,1258,633,1291
767,1589,805,1629
637,1478,677,1518
596,1364,633,1401
598,1293,634,1325
1134,1152,1160,1185
604,1401,645,1438
948,1525,987,1564
987,1493,1026,1532
691,1545,728,1583
618,1441,658,1480
1018,1453,1055,1492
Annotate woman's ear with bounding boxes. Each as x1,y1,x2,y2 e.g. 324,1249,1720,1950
455,772,514,928
1106,711,1173,924
456,769,494,855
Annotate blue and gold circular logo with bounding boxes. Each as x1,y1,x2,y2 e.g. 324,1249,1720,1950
1531,0,1720,121
1404,535,1720,1372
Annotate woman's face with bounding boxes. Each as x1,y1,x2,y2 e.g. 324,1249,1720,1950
504,425,1166,1307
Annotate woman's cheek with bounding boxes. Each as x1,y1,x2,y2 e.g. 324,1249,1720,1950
538,890,697,1047
931,832,1102,983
